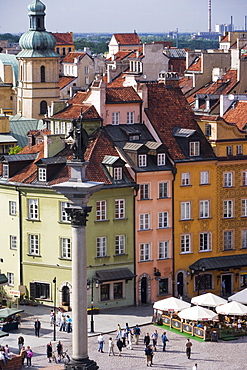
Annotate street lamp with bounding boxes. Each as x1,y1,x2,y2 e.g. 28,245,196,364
53,277,56,341
87,278,99,333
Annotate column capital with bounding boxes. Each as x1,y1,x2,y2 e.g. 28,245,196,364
66,206,92,227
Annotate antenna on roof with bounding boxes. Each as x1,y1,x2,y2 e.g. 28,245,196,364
134,30,137,34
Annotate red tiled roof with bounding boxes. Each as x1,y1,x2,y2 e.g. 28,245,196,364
179,76,194,95
113,33,140,45
52,104,101,121
67,91,88,105
187,69,238,105
196,114,220,121
59,76,76,90
223,101,247,130
187,57,202,72
51,33,74,45
220,34,229,42
144,82,215,161
106,51,134,62
106,86,142,103
107,72,129,87
62,52,87,63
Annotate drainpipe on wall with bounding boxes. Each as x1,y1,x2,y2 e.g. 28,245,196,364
172,167,177,297
133,184,139,306
16,187,23,286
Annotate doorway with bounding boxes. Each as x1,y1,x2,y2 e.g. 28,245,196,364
221,274,232,296
141,277,147,304
62,286,70,306
177,272,184,297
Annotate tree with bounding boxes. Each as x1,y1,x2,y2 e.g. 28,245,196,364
8,145,22,155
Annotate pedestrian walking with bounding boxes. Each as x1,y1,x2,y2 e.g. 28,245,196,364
145,344,153,367
66,315,72,333
26,346,33,367
57,308,63,327
192,364,198,370
20,346,26,366
116,338,123,356
161,331,169,351
97,333,104,353
116,323,121,339
186,338,192,359
57,340,63,362
151,330,158,351
126,331,133,350
18,336,24,353
34,318,41,337
108,337,115,356
59,314,66,331
144,332,150,347
133,324,141,344
50,310,55,326
121,329,127,347
47,342,53,363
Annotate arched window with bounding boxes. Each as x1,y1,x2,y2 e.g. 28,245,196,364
40,101,47,115
40,66,45,82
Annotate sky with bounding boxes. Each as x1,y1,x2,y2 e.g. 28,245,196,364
0,0,247,35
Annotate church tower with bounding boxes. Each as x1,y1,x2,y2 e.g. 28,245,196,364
17,0,60,119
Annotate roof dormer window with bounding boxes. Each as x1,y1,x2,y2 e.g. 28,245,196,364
157,153,166,166
114,167,123,180
189,141,200,156
38,167,46,182
138,154,147,167
2,164,9,178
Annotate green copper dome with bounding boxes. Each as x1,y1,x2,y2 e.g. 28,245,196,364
17,0,59,58
28,0,46,16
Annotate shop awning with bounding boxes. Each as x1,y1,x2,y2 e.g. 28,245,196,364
0,274,8,286
95,268,136,283
189,254,247,272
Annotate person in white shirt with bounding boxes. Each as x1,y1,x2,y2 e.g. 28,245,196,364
97,333,104,353
108,337,115,356
192,363,198,370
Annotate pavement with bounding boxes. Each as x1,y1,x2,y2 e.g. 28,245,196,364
1,304,247,369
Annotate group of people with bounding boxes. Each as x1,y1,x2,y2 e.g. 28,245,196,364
46,340,63,363
17,336,34,367
0,344,14,366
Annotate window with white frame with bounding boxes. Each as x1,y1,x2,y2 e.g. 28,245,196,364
61,238,71,259
28,199,38,220
7,272,14,286
181,202,191,220
60,122,66,134
138,154,147,167
158,241,168,259
38,168,46,182
9,201,16,216
158,212,168,228
66,122,72,135
2,164,9,178
223,200,233,218
242,199,247,217
55,121,59,134
200,232,212,251
181,234,191,253
205,124,211,136
127,111,134,124
223,230,233,250
96,200,107,221
115,235,125,255
199,200,210,218
60,201,70,222
181,172,190,186
140,243,150,261
226,145,233,155
140,184,149,200
140,213,150,230
224,172,233,187
113,167,122,180
29,234,39,255
115,199,125,219
84,66,89,75
242,171,247,186
159,182,168,198
96,237,107,257
30,281,50,300
200,171,209,185
157,153,166,166
242,230,247,249
10,235,17,250
236,145,243,155
189,141,200,156
112,112,120,125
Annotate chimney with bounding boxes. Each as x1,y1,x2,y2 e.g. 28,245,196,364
208,0,212,33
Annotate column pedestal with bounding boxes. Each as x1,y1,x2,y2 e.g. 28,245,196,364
65,358,98,370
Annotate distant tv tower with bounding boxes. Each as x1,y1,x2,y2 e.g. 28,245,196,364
208,0,212,32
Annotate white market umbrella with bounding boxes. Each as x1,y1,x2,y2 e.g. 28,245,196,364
178,305,218,321
153,297,191,312
191,293,227,308
228,288,247,305
216,301,247,316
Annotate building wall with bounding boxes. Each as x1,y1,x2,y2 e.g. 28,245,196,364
104,102,141,125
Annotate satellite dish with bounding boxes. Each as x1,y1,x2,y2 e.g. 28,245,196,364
228,94,235,100
143,74,147,79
